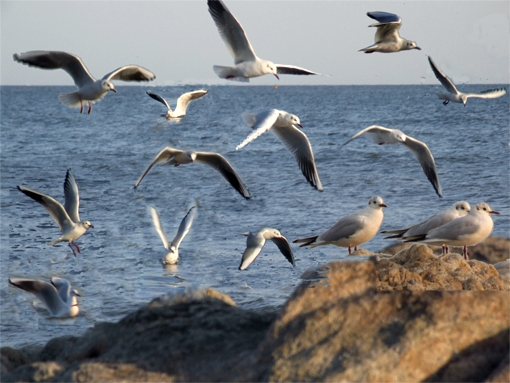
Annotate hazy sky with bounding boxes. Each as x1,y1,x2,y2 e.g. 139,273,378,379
1,1,509,86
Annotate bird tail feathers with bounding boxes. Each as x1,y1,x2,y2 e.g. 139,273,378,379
213,66,249,82
292,235,318,247
58,92,82,108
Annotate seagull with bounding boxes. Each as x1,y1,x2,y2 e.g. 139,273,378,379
239,228,294,270
236,109,322,191
17,169,93,256
428,56,507,106
381,201,471,254
293,196,387,255
134,147,250,199
404,202,499,260
13,50,156,114
207,0,322,81
146,90,208,119
359,12,421,53
9,277,80,318
149,206,197,265
341,125,442,198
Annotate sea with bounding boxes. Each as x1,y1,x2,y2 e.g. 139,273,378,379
1,84,508,348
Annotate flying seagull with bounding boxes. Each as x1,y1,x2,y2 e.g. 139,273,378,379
239,228,294,270
13,50,155,114
146,90,208,119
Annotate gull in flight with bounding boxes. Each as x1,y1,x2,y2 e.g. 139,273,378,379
17,169,93,256
293,196,387,255
9,277,80,318
239,228,294,270
207,0,322,81
341,125,443,198
381,201,471,254
149,206,197,265
134,147,250,199
359,12,421,53
13,50,156,114
146,90,208,119
404,202,499,260
428,56,507,106
236,109,322,191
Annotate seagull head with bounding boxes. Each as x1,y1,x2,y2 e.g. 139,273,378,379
288,113,302,128
454,201,471,214
475,202,499,215
368,196,387,209
265,62,279,80
83,220,94,229
393,130,407,144
407,41,421,51
102,80,117,93
187,152,197,163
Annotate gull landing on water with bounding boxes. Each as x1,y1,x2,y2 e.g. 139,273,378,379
341,125,443,198
13,51,155,114
239,228,294,270
146,90,208,119
359,12,421,53
17,169,93,256
207,0,323,82
428,56,507,106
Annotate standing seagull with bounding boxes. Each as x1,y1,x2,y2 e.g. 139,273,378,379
207,0,322,81
146,90,208,119
150,206,197,265
9,277,80,318
341,125,442,198
404,202,499,260
13,51,156,114
237,109,322,191
359,12,421,53
17,169,93,256
294,196,387,255
134,147,250,199
239,228,294,270
428,56,507,106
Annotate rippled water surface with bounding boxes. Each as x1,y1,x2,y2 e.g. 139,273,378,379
1,84,508,347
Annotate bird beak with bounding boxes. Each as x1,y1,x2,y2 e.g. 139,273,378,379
274,73,280,80
240,232,250,237
490,210,500,215
90,224,94,228
111,88,117,93
297,123,303,129
415,46,422,50
380,203,388,208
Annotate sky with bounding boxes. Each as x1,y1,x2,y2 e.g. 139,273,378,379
1,1,509,86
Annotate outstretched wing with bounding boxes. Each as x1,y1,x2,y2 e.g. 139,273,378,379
465,88,507,100
134,147,181,188
276,65,323,76
149,207,170,250
236,109,279,150
63,169,80,223
367,12,402,42
103,65,155,82
174,90,208,116
270,235,295,266
170,206,197,250
428,56,459,95
146,91,171,111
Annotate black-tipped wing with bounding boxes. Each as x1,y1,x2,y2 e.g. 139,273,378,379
276,65,323,76
63,169,80,223
367,12,402,42
134,147,182,188
428,56,459,95
146,91,171,111
103,65,155,82
171,206,197,250
270,236,295,266
9,278,62,315
466,88,507,100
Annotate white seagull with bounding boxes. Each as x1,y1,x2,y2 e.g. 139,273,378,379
150,206,197,265
17,169,93,256
236,109,322,191
134,147,250,199
341,125,442,198
293,196,387,255
146,90,208,119
207,0,322,81
239,228,294,270
404,202,499,260
9,277,80,318
428,56,507,106
381,201,471,253
359,12,421,53
13,50,156,114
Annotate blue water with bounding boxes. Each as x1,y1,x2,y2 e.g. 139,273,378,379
1,85,508,348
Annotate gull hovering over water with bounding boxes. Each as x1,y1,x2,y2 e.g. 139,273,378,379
404,202,499,260
13,50,155,114
207,0,322,81
237,109,323,191
239,228,294,270
359,12,421,53
9,277,80,318
134,147,250,199
150,206,196,265
294,196,387,255
17,169,93,256
341,125,443,198
428,56,507,106
146,90,208,119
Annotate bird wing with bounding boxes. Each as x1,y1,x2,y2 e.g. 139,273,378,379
340,125,391,147
13,50,95,88
9,278,63,315
271,125,323,191
63,169,80,223
239,233,264,270
275,65,323,76
17,185,74,232
465,88,507,100
50,277,72,304
174,90,208,116
319,214,366,243
194,152,250,199
367,12,402,42
149,207,170,250
170,206,197,250
403,136,443,197
134,147,181,188
236,109,279,150
103,65,156,82
427,56,459,95
270,235,295,266
207,0,257,63
146,91,172,112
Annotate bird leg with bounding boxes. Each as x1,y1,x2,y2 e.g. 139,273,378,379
441,245,449,255
463,246,469,260
174,163,180,167
68,242,78,257
80,100,84,114
348,246,352,255
68,241,81,257
442,100,449,106
87,101,92,115
354,246,358,252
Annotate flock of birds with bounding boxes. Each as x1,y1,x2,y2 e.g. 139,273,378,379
8,0,506,319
